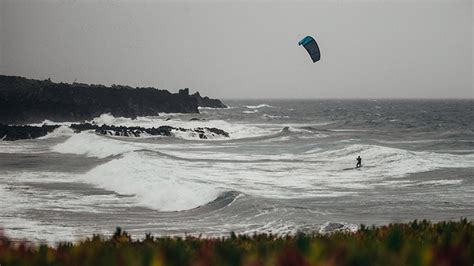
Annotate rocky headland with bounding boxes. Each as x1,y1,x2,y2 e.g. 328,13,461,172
191,91,227,108
0,75,226,124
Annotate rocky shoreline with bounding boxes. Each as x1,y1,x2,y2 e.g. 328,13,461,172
70,123,229,139
0,123,229,141
0,75,226,124
0,75,229,140
0,124,61,141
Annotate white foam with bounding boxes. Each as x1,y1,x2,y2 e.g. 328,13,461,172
245,104,273,109
298,134,329,139
0,140,49,154
251,121,336,128
88,113,138,126
28,120,72,127
51,130,243,159
330,129,373,132
240,220,298,236
52,132,139,158
262,114,290,119
171,128,228,140
155,143,474,197
0,169,142,223
375,139,444,144
78,152,222,211
0,216,79,244
319,222,359,234
243,110,258,114
287,126,318,134
198,106,226,110
416,179,463,186
0,174,133,243
50,131,474,209
88,113,273,140
38,125,74,139
315,144,474,178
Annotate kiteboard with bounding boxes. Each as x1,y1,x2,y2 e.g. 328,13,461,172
342,165,363,171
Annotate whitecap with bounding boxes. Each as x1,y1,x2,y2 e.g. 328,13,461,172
38,125,74,139
245,104,273,109
243,110,258,114
78,152,222,212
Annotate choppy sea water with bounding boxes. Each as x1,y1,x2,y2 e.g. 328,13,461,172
0,100,473,243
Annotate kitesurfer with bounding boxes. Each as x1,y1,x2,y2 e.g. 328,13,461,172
356,156,362,168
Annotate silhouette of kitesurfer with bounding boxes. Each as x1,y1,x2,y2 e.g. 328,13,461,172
356,156,362,168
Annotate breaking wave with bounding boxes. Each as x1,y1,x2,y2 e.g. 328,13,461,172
245,104,273,109
88,113,273,140
318,222,359,234
52,132,139,158
38,125,74,139
243,110,258,114
262,114,290,120
52,130,474,213
76,151,225,212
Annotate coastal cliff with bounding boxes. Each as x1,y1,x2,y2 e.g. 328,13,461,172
0,75,226,124
191,91,227,108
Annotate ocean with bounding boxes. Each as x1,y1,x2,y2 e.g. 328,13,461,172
0,99,473,243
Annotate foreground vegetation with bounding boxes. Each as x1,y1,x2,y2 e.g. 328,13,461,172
0,219,473,266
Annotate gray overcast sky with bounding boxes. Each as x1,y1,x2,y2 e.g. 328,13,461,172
0,0,472,99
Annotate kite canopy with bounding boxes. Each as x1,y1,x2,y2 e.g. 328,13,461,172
298,36,320,63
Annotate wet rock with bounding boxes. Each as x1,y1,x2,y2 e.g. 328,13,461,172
191,91,227,108
0,124,60,141
70,123,229,139
1,122,230,141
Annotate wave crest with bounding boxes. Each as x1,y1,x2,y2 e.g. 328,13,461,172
87,113,272,140
245,104,273,109
78,152,223,211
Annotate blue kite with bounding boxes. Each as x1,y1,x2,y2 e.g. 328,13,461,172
298,36,320,63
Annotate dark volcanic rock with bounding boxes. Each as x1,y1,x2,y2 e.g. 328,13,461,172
0,124,60,141
196,127,229,138
0,75,224,124
70,123,176,137
70,123,229,139
191,91,227,108
1,123,230,141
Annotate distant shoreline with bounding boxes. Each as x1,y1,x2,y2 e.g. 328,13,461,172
0,75,226,124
